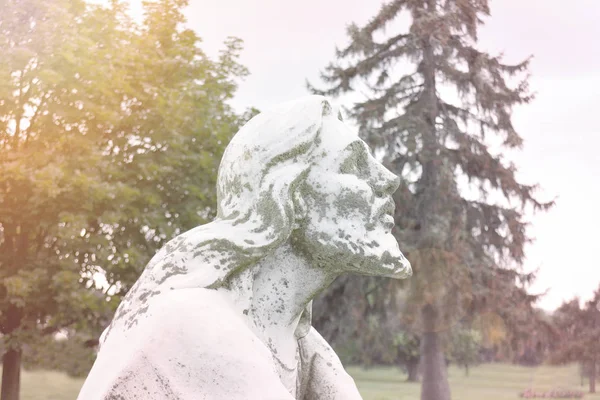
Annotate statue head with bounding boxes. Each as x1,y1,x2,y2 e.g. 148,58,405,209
214,95,412,281
104,95,411,338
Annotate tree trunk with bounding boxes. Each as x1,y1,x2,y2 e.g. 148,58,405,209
407,358,421,382
1,305,24,400
1,348,22,400
590,359,597,394
418,0,451,399
464,363,469,377
420,304,451,400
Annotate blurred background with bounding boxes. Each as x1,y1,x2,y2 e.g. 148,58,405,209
0,0,599,399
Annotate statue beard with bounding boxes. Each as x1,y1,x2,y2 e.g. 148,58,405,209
290,228,411,279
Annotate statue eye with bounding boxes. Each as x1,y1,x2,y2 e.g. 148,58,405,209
356,152,369,171
340,141,370,175
340,157,358,174
340,151,368,175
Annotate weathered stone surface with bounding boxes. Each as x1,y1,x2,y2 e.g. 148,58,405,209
78,95,412,400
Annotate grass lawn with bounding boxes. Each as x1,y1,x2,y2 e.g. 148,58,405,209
14,369,85,400
9,363,600,399
348,363,600,400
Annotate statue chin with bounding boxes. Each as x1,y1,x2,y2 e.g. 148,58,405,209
375,233,412,279
356,249,412,280
380,256,413,279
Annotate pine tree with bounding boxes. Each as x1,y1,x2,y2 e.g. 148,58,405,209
310,1,551,399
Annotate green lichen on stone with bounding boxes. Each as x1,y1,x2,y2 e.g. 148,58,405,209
262,134,315,176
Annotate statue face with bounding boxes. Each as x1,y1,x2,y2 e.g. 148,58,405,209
294,114,412,279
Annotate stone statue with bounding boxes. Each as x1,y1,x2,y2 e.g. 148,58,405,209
77,95,412,400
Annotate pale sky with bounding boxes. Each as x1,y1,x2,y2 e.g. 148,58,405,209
122,0,600,311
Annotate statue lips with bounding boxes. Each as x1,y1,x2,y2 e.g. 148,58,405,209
376,198,396,231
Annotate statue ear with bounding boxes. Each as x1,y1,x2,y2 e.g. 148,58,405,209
321,98,343,122
321,99,333,117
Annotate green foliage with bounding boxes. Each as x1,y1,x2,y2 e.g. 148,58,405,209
393,330,421,380
0,0,248,391
0,0,126,348
0,334,96,378
551,284,600,394
393,331,421,361
91,0,249,296
449,328,481,375
552,293,600,365
469,273,556,365
314,276,408,367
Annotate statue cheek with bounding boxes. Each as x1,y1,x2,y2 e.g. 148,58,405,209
332,190,372,222
355,187,375,206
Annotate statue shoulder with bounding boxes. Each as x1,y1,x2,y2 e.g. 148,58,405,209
79,289,294,400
